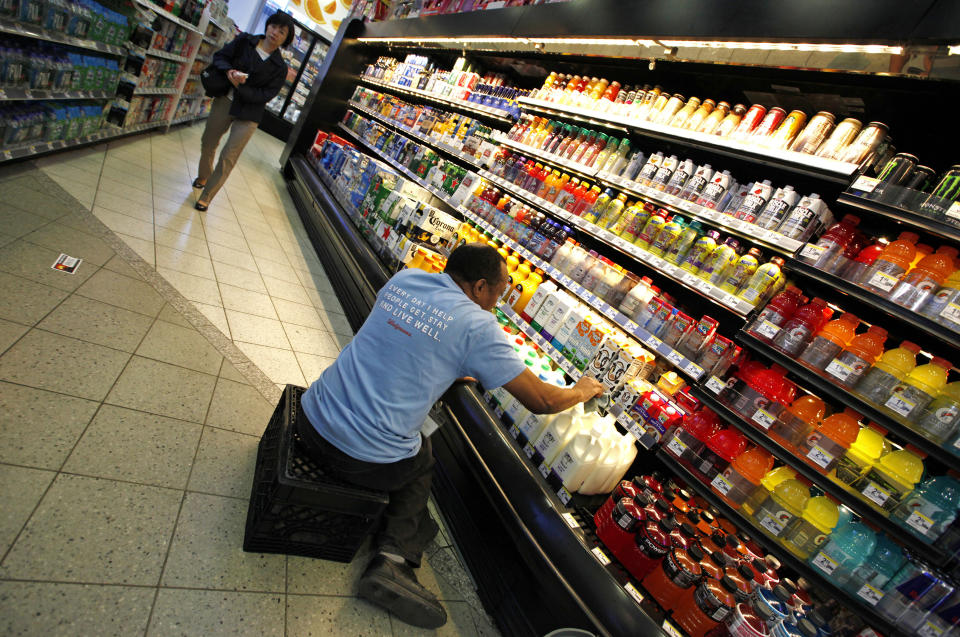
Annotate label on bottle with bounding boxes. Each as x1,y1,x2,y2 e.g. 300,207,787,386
755,320,782,340
558,486,573,505
946,201,960,221
867,270,900,292
939,302,960,326
800,244,827,261
759,513,791,536
811,551,840,574
509,424,521,439
523,442,536,458
857,583,883,606
806,445,835,469
666,437,688,457
706,376,726,394
851,175,880,193
562,512,580,529
591,546,611,565
861,481,891,506
824,358,856,381
752,408,777,430
919,621,946,637
711,473,735,496
884,393,917,417
662,621,684,637
624,582,644,604
906,511,935,536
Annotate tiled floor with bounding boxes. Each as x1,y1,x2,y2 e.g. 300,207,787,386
0,126,498,636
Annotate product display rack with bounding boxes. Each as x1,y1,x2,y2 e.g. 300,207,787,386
0,119,168,162
360,75,515,123
837,191,960,245
0,89,116,101
0,17,127,55
280,4,960,635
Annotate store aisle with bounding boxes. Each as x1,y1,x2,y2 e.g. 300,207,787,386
0,136,498,636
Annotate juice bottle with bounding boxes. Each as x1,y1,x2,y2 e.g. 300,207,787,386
622,517,674,580
854,448,924,512
889,246,959,311
846,533,906,598
915,381,960,443
804,214,861,271
754,185,800,231
618,277,656,321
650,154,680,191
772,298,832,357
798,408,861,474
832,425,887,487
720,248,762,294
650,215,685,257
682,98,715,132
711,446,774,509
781,495,839,559
635,209,668,249
737,257,785,305
824,325,888,389
768,394,826,451
841,237,888,284
700,238,741,284
679,163,714,202
582,188,613,224
741,466,797,516
609,202,642,236
750,478,809,540
671,576,737,637
747,285,804,342
919,267,960,330
861,231,919,295
596,497,647,559
808,521,877,587
697,170,733,209
891,475,960,544
665,220,703,265
598,193,628,228
883,357,952,421
637,152,664,187
681,230,720,274
732,180,773,223
797,312,860,370
508,270,543,314
855,340,922,405
665,158,697,196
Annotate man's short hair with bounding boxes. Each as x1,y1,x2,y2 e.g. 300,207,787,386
444,243,505,284
265,11,296,47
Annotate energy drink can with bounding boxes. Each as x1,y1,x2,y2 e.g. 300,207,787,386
872,153,919,200
790,111,835,155
920,165,960,218
840,121,889,165
767,110,808,149
815,118,862,160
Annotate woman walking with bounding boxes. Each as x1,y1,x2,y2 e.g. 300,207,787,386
193,11,294,210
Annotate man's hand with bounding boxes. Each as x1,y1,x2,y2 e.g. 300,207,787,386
227,69,247,88
454,376,477,384
573,375,605,402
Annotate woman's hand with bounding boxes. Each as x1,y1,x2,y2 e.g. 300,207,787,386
227,69,248,88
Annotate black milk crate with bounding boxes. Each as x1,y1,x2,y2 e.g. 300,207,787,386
243,385,389,562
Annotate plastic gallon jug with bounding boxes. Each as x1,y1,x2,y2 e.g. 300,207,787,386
853,448,924,513
808,522,877,587
781,495,839,559
531,405,581,466
751,478,809,540
855,340,921,405
549,425,605,492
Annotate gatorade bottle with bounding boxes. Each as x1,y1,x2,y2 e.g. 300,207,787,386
768,394,826,451
846,534,906,599
808,522,877,587
919,267,960,330
805,214,861,271
747,285,804,342
883,357,952,421
832,426,887,487
797,312,860,371
854,448,924,513
720,248,762,294
824,325,889,389
798,408,861,474
700,238,741,284
782,496,839,559
738,257,785,305
828,231,867,277
662,408,722,468
888,246,960,310
891,475,960,544
711,446,775,509
861,231,919,295
751,478,809,539
695,428,748,481
681,230,720,274
741,466,797,517
772,298,832,357
915,381,960,443
855,340,922,405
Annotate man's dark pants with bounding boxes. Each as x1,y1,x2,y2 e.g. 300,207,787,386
295,405,439,567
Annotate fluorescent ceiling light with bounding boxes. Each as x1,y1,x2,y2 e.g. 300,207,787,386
658,40,904,55
949,44,960,56
357,37,655,46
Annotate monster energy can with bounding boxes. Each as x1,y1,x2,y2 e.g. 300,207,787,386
920,165,960,220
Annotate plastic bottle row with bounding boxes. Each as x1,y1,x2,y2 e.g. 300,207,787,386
503,116,837,244
1,0,132,46
800,217,960,334
849,152,960,223
746,285,960,451
111,94,170,127
127,56,180,89
0,38,119,92
529,72,890,167
1,100,107,148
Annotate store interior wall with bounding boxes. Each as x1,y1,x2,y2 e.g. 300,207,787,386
228,0,265,32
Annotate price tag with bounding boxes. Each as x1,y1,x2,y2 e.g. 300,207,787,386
759,514,788,536
799,244,826,262
696,280,714,294
558,486,573,505
705,376,726,394
624,583,644,604
824,358,855,381
645,335,663,349
562,512,580,529
866,270,900,293
884,393,917,418
755,320,781,340
626,420,644,441
508,424,521,439
906,511,935,536
809,551,839,575
851,175,880,193
666,437,688,457
680,201,696,213
947,201,960,221
752,408,777,430
666,351,684,366
538,463,551,478
857,583,883,606
806,445,835,469
939,302,960,326
494,405,505,418
662,621,685,637
861,482,891,507
919,621,946,637
591,547,611,566
711,473,735,496
523,443,536,458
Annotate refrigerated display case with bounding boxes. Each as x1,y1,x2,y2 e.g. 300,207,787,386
278,3,960,636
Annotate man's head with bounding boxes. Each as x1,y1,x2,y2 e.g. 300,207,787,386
444,243,509,311
265,11,295,48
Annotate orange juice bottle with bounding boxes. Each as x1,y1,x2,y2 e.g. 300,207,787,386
508,270,543,314
861,231,919,295
889,246,959,311
824,325,888,389
797,312,860,371
537,170,561,200
769,394,826,451
798,408,862,474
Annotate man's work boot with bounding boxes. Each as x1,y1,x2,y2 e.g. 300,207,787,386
358,554,447,628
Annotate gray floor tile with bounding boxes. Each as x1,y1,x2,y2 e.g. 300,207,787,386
255,256,300,284
262,275,311,305
0,473,181,584
76,267,166,317
161,492,285,591
0,329,130,401
274,298,325,330
323,311,356,337
155,226,210,257
101,253,141,279
0,239,97,293
22,223,116,266
0,317,29,354
392,601,481,637
306,288,345,316
136,319,223,375
0,464,56,557
186,426,258,499
115,233,156,265
0,231,16,247
148,589,285,637
157,302,193,328
0,271,69,325
0,582,154,637
155,209,205,238
156,245,216,280
93,190,155,222
225,311,290,349
286,594,393,637
92,206,156,241
63,404,202,489
219,359,249,384
205,377,275,436
157,267,222,306
294,352,336,384
209,243,258,274
106,356,217,423
213,260,267,293
248,243,289,267
234,342,306,386
220,284,278,319
195,302,230,337
206,227,250,251
0,202,57,238
419,550,469,602
286,538,374,596
0,381,99,469
284,323,341,357
37,294,155,352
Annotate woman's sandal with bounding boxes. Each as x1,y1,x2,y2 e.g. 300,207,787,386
192,178,206,188
194,201,209,211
